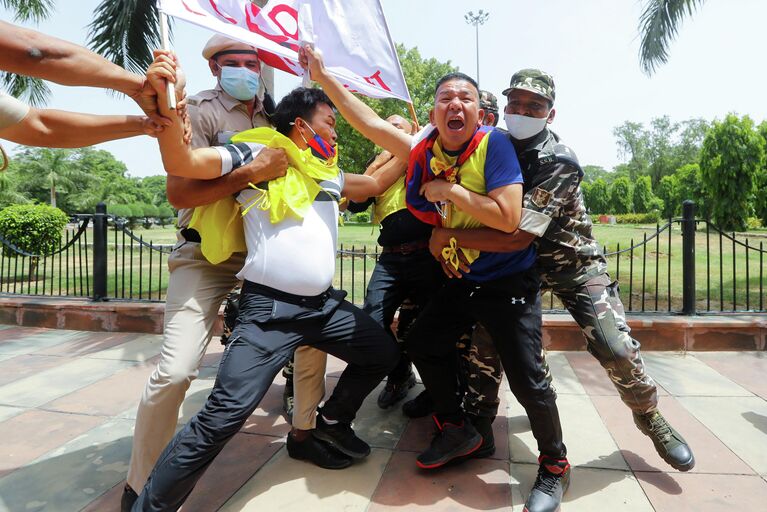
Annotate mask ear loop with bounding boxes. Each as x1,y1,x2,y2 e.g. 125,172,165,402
0,144,8,172
290,119,311,147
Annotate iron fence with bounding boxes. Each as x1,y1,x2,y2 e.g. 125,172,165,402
0,201,764,314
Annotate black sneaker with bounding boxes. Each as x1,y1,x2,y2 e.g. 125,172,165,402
523,455,571,512
416,415,483,469
467,414,496,458
378,372,416,409
402,389,434,418
120,484,138,512
287,432,353,470
633,410,695,471
313,412,371,459
283,378,294,420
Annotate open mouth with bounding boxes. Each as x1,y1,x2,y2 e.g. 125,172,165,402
447,119,465,130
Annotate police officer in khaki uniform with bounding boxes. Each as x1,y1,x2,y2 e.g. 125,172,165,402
122,35,286,510
430,69,695,475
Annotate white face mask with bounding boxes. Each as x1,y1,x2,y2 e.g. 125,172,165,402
504,114,548,140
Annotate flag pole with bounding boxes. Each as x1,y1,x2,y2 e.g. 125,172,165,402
159,12,176,110
407,102,419,131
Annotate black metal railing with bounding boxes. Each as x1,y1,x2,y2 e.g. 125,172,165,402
0,201,764,314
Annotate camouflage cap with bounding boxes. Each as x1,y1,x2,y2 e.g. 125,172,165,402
479,90,498,112
501,69,555,103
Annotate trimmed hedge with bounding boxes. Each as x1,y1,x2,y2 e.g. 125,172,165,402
0,203,68,255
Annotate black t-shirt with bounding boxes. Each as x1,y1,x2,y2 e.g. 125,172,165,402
347,198,432,247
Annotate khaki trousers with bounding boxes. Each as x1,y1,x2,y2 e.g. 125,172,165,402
291,346,329,430
126,240,243,491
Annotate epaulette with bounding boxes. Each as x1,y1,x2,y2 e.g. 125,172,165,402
187,89,218,107
539,142,582,178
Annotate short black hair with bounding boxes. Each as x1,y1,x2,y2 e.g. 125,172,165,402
271,87,335,135
434,72,480,98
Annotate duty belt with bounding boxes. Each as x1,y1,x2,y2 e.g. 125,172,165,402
381,239,430,255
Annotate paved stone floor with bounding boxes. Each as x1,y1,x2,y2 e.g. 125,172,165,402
0,324,765,511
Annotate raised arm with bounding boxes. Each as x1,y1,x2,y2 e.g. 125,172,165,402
299,45,412,162
147,51,229,179
0,20,165,124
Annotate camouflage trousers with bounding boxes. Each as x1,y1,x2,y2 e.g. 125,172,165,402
459,272,657,417
459,324,553,419
555,273,658,414
458,324,502,418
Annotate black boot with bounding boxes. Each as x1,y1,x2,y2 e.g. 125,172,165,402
402,389,434,418
524,455,571,512
416,415,482,469
287,432,353,470
120,484,138,512
633,410,695,471
378,371,416,409
467,414,495,458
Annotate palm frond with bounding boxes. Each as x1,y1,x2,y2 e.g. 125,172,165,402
0,0,55,22
87,0,169,74
0,72,51,106
639,0,706,75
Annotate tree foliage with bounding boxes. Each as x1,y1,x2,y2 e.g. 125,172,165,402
581,178,609,214
4,147,172,215
609,177,633,214
638,0,706,74
335,44,456,174
613,116,708,187
700,114,765,231
632,175,659,213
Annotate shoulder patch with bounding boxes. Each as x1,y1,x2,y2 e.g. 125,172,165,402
530,187,553,208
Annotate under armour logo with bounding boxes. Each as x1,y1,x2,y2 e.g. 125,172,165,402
510,297,526,304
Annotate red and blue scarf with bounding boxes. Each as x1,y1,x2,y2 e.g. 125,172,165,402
405,125,493,226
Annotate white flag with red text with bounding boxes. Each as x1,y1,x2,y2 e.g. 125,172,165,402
158,0,411,103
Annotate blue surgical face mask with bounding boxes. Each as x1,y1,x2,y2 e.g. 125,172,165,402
219,66,260,101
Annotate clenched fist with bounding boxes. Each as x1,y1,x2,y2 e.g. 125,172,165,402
239,147,289,184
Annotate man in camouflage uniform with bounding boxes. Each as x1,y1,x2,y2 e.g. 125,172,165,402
479,90,499,127
430,69,695,472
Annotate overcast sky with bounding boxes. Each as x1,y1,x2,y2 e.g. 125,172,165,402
2,0,765,177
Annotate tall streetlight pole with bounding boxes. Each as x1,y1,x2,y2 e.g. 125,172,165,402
464,9,489,85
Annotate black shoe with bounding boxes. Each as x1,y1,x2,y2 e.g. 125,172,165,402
402,389,434,418
287,432,353,469
283,378,294,420
120,484,138,512
313,412,371,459
523,455,571,512
633,410,695,471
467,414,496,458
378,372,416,409
416,415,483,469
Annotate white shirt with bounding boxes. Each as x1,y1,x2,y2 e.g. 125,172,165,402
0,91,30,131
231,147,345,296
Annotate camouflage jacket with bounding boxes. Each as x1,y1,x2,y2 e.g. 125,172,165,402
515,129,607,289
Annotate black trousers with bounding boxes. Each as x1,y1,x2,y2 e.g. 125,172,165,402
362,248,445,382
406,268,566,459
133,281,398,511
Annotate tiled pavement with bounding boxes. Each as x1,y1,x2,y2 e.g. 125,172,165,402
0,325,765,511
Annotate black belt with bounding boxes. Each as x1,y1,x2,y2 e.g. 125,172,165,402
180,228,201,243
381,239,430,255
242,280,333,309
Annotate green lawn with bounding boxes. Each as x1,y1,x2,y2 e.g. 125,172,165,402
1,222,765,312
